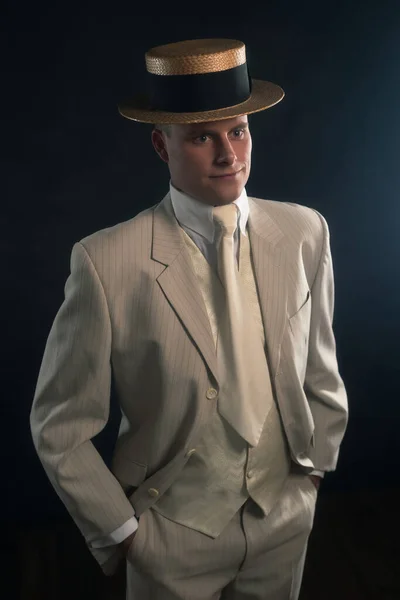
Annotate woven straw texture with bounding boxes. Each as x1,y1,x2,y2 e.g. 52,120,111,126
145,39,246,75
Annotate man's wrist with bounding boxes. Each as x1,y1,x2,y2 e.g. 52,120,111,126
309,474,322,490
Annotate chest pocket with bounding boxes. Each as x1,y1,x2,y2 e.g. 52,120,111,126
288,290,311,346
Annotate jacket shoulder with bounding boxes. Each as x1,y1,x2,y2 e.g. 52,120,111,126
250,196,326,240
249,198,328,284
77,202,158,255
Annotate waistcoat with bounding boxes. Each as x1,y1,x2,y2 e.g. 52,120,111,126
151,219,292,537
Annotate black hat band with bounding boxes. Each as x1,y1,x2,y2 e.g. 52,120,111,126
147,62,252,113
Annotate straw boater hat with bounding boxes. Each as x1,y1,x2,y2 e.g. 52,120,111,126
118,38,284,124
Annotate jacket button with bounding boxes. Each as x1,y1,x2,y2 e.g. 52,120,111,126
206,387,218,400
247,470,254,478
186,448,197,457
148,488,159,497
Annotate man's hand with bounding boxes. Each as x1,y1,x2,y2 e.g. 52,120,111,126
309,475,321,491
119,531,137,557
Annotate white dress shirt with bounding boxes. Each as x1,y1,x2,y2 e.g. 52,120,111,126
91,180,324,549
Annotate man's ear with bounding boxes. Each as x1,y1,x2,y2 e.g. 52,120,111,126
151,129,169,163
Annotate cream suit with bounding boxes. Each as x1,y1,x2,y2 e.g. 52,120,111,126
30,189,348,598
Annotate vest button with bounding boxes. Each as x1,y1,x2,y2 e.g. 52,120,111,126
148,488,159,497
247,470,254,478
206,387,218,400
186,448,197,457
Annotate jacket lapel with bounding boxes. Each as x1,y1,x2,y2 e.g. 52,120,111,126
247,198,288,379
152,192,288,386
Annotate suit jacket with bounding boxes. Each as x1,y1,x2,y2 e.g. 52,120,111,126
30,191,348,570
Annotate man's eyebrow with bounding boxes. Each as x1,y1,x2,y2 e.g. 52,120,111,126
187,122,248,135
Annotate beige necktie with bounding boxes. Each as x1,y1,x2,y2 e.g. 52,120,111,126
213,203,273,447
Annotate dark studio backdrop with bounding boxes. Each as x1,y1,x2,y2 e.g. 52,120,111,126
3,0,400,584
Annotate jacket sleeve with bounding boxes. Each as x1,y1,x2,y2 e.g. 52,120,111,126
30,241,135,574
305,210,349,472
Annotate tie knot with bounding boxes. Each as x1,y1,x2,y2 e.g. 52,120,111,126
212,203,238,237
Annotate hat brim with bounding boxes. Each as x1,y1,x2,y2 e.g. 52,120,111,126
118,79,284,124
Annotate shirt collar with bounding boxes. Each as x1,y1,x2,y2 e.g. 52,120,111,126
169,179,249,243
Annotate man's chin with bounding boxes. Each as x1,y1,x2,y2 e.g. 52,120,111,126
212,190,242,206
207,184,244,204
189,183,243,206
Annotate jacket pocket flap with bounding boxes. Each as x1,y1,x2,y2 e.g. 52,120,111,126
289,290,310,321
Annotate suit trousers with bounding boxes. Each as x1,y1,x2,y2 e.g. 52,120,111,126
125,470,318,600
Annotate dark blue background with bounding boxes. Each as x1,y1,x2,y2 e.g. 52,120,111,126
3,1,400,525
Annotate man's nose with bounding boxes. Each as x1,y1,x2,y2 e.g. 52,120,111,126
215,138,236,165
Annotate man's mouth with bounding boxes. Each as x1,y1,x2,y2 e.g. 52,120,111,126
210,168,242,179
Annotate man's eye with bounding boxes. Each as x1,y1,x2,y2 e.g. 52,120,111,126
194,128,245,143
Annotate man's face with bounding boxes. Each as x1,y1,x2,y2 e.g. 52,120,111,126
151,115,252,206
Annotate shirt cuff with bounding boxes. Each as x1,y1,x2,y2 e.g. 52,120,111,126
310,469,325,477
90,516,139,548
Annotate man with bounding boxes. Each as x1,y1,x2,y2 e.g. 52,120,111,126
30,38,348,599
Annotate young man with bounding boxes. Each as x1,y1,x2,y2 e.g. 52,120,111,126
31,38,348,599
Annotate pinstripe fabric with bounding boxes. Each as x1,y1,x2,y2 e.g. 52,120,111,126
148,218,292,541
126,472,318,599
30,191,348,576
